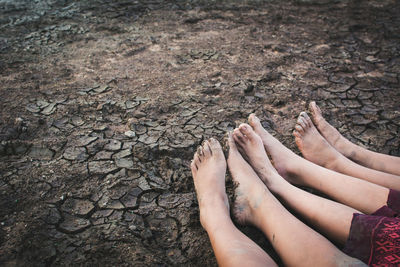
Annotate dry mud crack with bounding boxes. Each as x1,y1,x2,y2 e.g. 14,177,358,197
1,0,400,266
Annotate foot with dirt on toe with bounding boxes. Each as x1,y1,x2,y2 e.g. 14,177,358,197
309,101,355,158
246,114,308,186
190,138,230,231
227,132,277,227
293,111,344,170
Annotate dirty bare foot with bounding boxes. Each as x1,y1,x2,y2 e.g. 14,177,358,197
309,101,355,158
310,101,400,177
231,124,278,186
227,132,273,225
190,138,229,230
293,112,343,169
247,114,305,185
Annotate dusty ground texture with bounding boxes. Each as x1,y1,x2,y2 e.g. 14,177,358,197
0,0,399,266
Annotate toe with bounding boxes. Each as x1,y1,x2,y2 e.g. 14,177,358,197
293,130,301,138
239,123,258,142
294,130,304,151
248,113,262,129
227,132,241,161
233,133,243,146
193,152,201,168
297,115,308,129
309,101,316,111
294,124,304,134
300,112,312,127
202,140,212,157
303,112,314,127
309,101,322,117
233,128,247,144
190,159,197,173
228,132,238,150
196,145,204,162
209,137,222,152
209,137,225,160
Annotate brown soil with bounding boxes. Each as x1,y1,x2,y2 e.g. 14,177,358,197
1,0,399,266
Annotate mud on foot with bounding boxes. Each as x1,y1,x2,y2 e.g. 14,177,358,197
247,114,305,186
293,111,343,170
309,101,354,158
232,124,277,186
227,132,268,226
190,138,229,229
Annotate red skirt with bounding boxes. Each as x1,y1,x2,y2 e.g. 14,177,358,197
343,190,400,266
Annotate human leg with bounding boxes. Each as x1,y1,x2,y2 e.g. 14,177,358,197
191,138,277,267
309,101,400,176
246,115,389,214
227,133,365,266
232,127,358,244
294,111,400,190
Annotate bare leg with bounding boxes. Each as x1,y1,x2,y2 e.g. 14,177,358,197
294,111,400,191
191,138,277,267
310,101,400,176
246,114,390,215
227,133,365,266
232,126,358,244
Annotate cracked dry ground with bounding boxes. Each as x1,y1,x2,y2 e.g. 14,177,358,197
1,0,400,266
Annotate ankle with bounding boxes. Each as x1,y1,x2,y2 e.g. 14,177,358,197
259,170,280,188
203,216,234,235
268,175,292,195
280,155,305,181
201,210,231,233
282,157,318,187
323,152,346,172
337,137,358,158
199,193,229,216
199,194,230,230
257,166,278,186
249,188,279,228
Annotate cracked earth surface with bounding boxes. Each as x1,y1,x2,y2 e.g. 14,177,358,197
0,0,399,266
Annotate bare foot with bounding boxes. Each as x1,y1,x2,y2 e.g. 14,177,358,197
247,114,306,185
309,101,355,158
190,138,229,230
227,132,272,226
293,112,343,169
231,124,277,186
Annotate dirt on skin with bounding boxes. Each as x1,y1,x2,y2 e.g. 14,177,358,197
0,0,399,266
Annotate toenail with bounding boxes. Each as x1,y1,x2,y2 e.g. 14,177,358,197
250,114,258,120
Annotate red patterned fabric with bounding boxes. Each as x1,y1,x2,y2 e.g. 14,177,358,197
343,190,400,266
